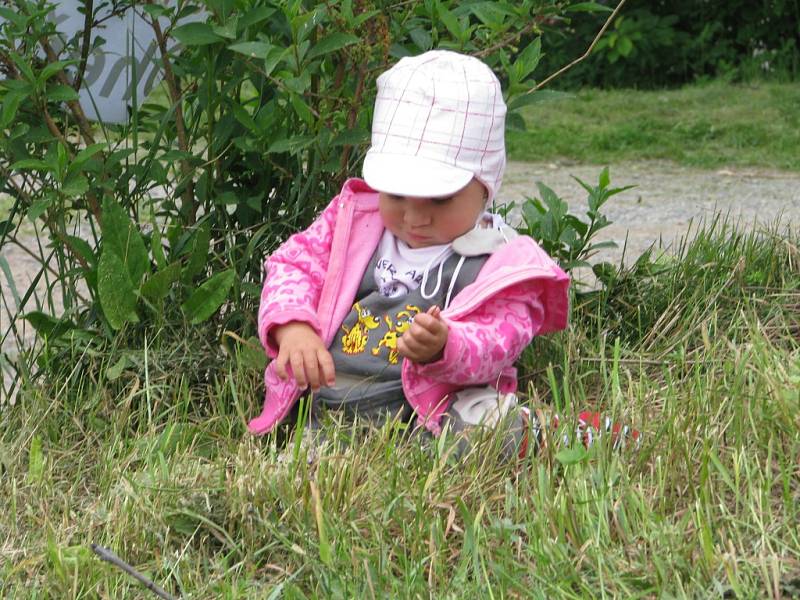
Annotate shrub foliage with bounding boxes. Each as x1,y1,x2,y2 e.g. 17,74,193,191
1,0,608,390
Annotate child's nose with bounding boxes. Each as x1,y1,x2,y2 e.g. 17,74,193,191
404,200,432,226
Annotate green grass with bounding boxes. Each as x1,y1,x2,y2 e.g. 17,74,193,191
508,80,800,171
1,220,798,597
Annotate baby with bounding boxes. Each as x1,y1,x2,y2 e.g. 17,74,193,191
249,50,636,456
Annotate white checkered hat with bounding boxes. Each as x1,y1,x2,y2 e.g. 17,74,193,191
363,50,507,202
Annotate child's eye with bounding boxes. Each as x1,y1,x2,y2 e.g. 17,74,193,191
432,196,453,206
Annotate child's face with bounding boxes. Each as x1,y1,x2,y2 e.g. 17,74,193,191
378,178,487,248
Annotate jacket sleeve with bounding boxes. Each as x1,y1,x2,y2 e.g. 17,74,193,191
408,281,546,385
257,196,340,358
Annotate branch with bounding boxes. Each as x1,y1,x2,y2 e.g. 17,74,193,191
40,104,103,226
145,5,196,224
0,165,90,272
91,544,177,600
339,65,368,176
10,0,97,146
73,0,94,91
474,18,541,59
528,0,628,93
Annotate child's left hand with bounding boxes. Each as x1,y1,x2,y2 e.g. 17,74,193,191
397,305,448,364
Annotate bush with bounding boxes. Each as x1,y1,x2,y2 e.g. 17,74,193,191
537,0,800,88
1,0,591,393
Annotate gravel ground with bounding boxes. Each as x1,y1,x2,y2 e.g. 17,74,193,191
2,160,800,398
499,160,800,266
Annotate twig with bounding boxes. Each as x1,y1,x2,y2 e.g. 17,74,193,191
474,19,541,59
90,544,177,600
339,65,368,175
73,0,94,91
0,165,91,271
529,0,628,93
145,4,196,224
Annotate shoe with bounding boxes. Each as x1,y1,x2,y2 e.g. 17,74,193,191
522,408,642,455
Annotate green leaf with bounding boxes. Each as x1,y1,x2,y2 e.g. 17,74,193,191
181,269,235,324
66,235,97,267
27,196,53,222
514,37,542,82
289,93,313,125
23,311,76,339
70,143,107,173
0,6,27,28
182,221,211,282
263,47,287,78
307,32,359,60
228,41,274,59
101,197,149,286
469,2,514,26
409,28,432,51
171,22,224,46
507,90,573,112
9,52,35,83
150,225,167,269
617,36,634,57
105,355,128,381
567,2,613,12
47,84,79,103
437,3,463,40
98,249,139,330
555,446,588,465
237,336,267,371
61,173,89,197
212,19,237,39
11,158,53,172
238,6,276,29
27,435,44,483
331,128,369,147
598,166,610,189
505,112,526,132
1,89,27,128
39,60,75,83
142,4,170,19
268,135,314,154
141,262,181,304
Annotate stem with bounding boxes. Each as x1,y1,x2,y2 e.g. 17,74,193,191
474,19,541,59
0,165,91,272
73,0,94,91
146,4,196,224
91,544,177,600
339,64,367,177
529,0,628,93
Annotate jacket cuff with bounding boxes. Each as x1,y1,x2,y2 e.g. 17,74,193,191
259,309,323,358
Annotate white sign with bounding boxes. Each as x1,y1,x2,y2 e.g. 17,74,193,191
2,2,178,123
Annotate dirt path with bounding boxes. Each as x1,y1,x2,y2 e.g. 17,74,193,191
3,160,800,397
499,160,800,266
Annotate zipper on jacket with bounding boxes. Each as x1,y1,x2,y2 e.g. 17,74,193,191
318,198,355,344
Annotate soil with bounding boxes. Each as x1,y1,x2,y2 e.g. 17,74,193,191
2,160,799,398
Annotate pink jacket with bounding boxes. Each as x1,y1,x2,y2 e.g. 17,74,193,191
248,178,570,435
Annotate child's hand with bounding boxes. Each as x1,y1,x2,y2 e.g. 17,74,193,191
272,322,336,391
397,305,448,364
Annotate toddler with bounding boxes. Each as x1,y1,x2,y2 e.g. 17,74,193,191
249,50,638,457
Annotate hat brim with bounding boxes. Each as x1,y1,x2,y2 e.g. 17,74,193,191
363,152,474,198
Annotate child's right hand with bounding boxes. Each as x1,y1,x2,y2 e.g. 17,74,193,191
272,322,336,392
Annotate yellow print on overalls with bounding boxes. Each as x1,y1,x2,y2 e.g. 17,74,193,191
341,302,381,354
371,305,421,364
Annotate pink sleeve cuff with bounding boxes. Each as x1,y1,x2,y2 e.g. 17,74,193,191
259,309,323,358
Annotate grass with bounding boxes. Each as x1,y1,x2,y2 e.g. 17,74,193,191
1,219,798,597
508,80,800,171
